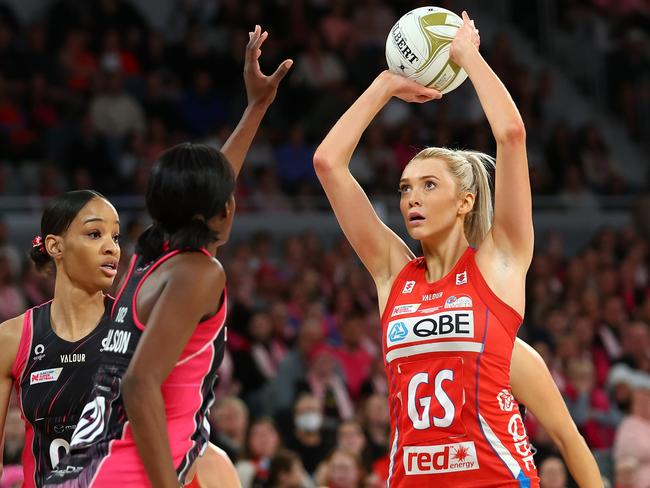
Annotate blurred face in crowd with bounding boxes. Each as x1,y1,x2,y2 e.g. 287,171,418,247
248,312,273,343
337,421,366,455
622,321,650,361
294,394,323,433
327,450,362,488
567,359,595,393
212,398,248,441
341,316,363,349
615,457,640,488
538,457,567,488
248,420,280,459
603,296,628,329
632,387,650,421
364,394,390,429
309,348,337,380
276,459,305,488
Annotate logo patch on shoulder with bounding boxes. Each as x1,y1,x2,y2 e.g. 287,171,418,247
444,295,472,309
402,281,416,294
388,321,409,342
391,304,420,316
455,271,467,285
30,368,63,385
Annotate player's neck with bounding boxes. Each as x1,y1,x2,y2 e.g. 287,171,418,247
420,227,469,284
50,277,105,341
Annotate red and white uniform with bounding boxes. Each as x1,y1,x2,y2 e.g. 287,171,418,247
381,247,538,487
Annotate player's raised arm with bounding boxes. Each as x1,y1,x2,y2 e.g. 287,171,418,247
511,339,603,488
451,12,533,267
221,25,292,178
313,72,440,286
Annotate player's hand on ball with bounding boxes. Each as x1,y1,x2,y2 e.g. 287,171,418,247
244,25,293,108
379,70,442,103
450,11,480,66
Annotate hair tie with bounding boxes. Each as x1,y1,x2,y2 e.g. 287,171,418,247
32,235,46,254
162,240,170,252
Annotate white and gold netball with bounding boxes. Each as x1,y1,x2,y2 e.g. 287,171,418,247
386,6,468,94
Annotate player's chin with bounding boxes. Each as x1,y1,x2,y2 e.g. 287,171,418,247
96,274,116,290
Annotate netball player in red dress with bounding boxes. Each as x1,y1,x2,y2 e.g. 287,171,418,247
314,11,601,487
0,191,120,488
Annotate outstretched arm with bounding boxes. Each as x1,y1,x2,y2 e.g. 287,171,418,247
313,72,439,293
511,339,603,488
452,12,533,266
221,25,293,178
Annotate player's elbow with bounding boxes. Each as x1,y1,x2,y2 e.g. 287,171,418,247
313,148,335,174
121,372,153,408
495,121,526,145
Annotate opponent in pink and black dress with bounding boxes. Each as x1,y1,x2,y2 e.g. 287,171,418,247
45,249,227,487
12,297,112,488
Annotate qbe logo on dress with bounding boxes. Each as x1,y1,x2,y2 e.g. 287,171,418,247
386,311,475,346
388,321,408,342
404,441,480,474
30,367,63,385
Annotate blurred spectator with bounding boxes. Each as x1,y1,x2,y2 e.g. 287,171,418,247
266,316,324,416
2,405,23,465
236,418,282,488
613,373,650,487
564,358,620,449
209,395,249,462
0,217,21,278
89,70,146,140
264,449,312,488
0,255,25,322
332,311,373,400
315,448,365,488
283,393,335,475
232,311,287,413
295,344,354,425
538,456,568,488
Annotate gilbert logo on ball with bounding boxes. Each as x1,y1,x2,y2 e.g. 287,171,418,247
386,6,468,94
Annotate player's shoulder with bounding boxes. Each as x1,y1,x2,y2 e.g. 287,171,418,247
167,251,225,287
0,313,27,371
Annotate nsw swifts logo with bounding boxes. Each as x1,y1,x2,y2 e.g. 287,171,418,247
402,281,416,294
404,441,479,474
444,295,472,309
455,271,467,285
497,389,515,412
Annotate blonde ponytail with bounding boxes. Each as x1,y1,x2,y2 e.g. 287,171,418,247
410,147,495,247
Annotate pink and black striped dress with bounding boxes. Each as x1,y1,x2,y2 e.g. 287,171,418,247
12,298,112,488
45,249,227,487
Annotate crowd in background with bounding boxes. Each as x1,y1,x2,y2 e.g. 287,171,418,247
0,0,644,206
0,0,649,487
2,218,650,487
515,0,650,146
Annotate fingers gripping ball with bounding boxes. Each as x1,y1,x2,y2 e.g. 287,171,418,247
386,6,468,94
